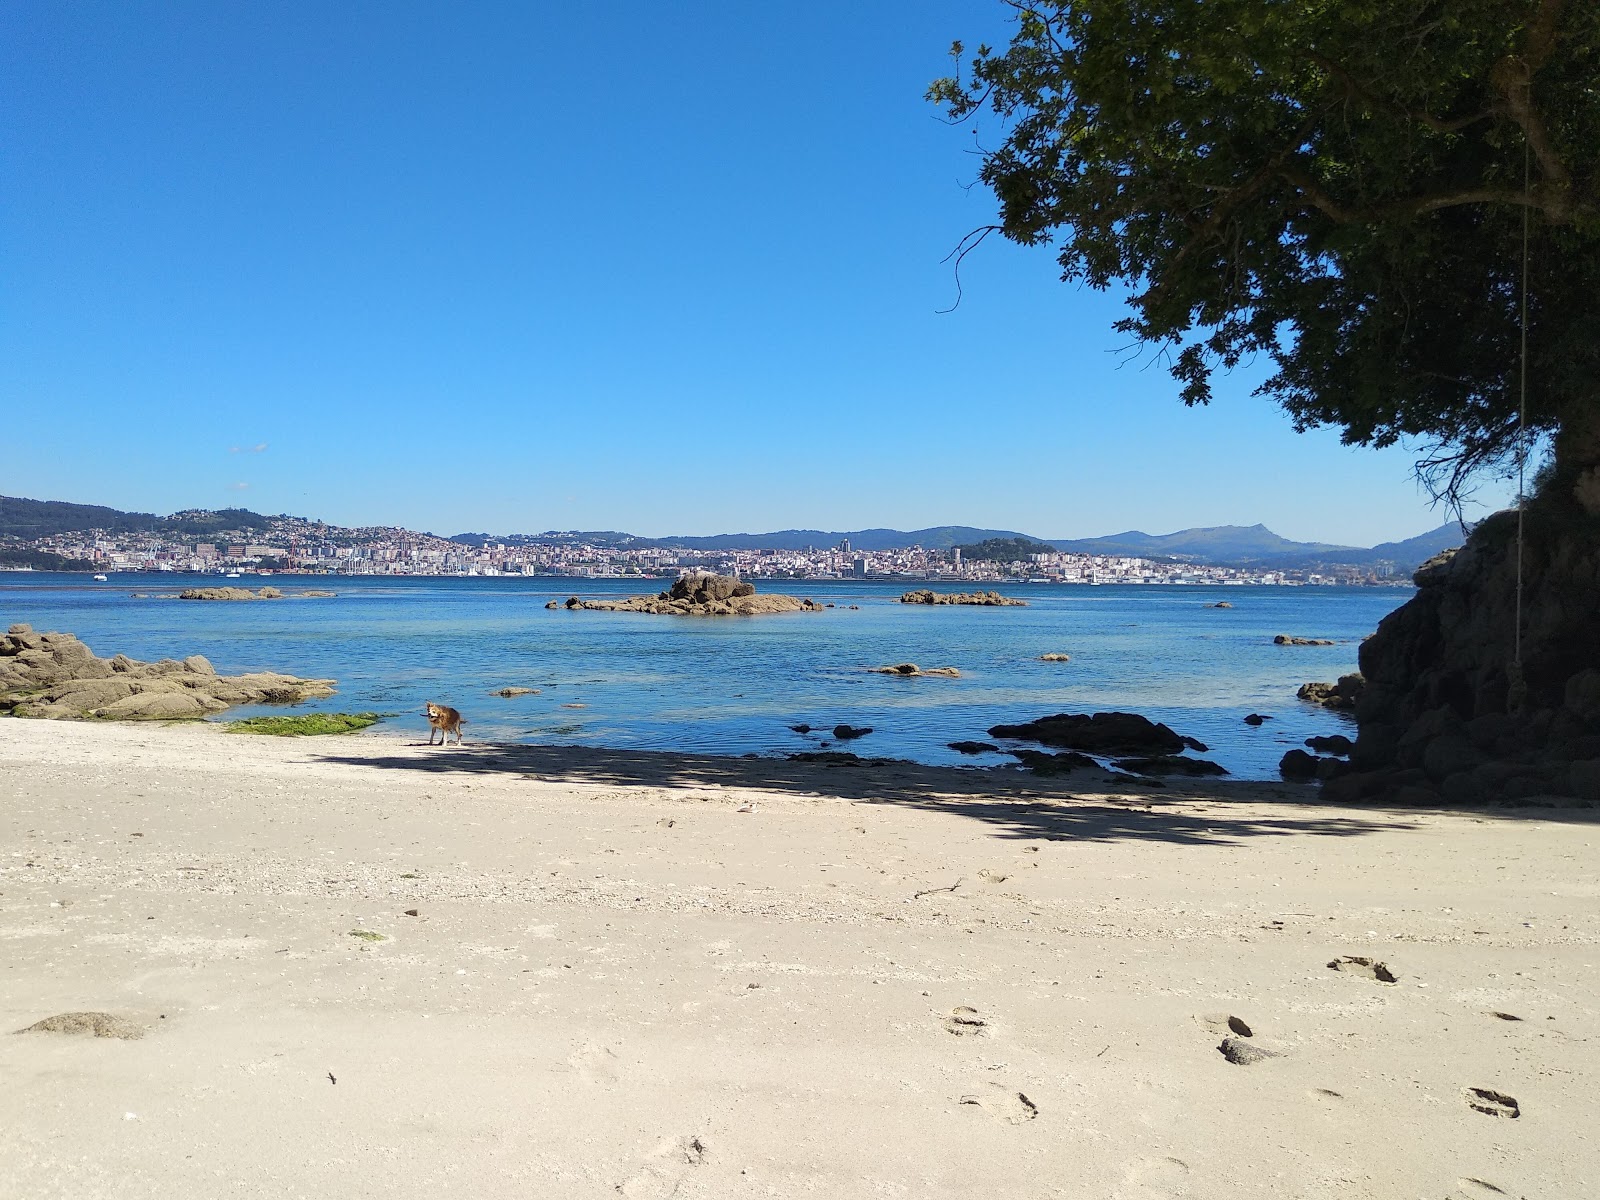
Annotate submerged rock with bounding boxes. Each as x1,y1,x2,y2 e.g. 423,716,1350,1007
1112,755,1228,777
1008,748,1099,775
871,663,961,677
949,740,1000,755
1275,634,1336,646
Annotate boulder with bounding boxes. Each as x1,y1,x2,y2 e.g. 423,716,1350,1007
871,663,961,677
1567,759,1600,801
988,711,1191,756
1298,675,1366,709
0,629,336,721
1039,653,1071,662
1305,734,1354,756
832,724,873,740
1243,713,1271,725
1279,749,1322,779
949,741,999,755
94,691,222,720
1275,635,1336,646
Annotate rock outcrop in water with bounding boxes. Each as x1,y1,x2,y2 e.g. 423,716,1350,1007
900,590,1027,607
0,625,336,720
989,711,1207,756
176,586,335,601
1328,503,1600,805
870,663,960,677
552,573,822,616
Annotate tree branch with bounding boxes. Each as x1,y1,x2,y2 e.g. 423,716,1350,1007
1307,52,1491,133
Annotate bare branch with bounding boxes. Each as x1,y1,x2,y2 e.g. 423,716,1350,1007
936,225,1002,314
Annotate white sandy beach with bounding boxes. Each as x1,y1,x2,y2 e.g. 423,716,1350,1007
2,719,1596,1198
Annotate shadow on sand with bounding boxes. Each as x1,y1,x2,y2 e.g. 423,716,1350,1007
309,740,1431,848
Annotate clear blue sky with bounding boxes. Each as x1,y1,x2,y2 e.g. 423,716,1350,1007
2,1,1508,546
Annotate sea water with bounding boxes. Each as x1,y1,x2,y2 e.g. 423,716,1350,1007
0,574,1406,779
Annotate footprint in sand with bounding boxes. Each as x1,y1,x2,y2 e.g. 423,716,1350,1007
1197,1012,1253,1038
1121,1155,1190,1198
1465,1088,1520,1118
943,1006,989,1037
958,1083,1037,1124
1451,1179,1510,1198
977,868,1010,884
615,1135,709,1198
1327,955,1398,983
568,1041,620,1085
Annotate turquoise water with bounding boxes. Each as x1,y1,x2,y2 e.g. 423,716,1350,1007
0,574,1404,779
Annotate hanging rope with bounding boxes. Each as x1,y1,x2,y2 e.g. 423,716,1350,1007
1508,99,1532,714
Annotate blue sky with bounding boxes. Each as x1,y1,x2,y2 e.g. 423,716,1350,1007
2,2,1509,546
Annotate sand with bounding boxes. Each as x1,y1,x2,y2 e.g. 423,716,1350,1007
1,719,1596,1198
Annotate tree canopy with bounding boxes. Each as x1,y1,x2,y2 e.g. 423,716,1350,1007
930,1,1600,505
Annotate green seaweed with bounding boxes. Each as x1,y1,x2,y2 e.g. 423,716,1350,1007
225,712,385,736
348,930,386,942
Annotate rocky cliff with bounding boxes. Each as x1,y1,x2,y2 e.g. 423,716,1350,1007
1334,502,1600,804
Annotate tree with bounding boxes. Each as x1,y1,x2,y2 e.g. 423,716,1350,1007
929,1,1600,512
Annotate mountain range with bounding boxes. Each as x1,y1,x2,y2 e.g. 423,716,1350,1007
2,495,1465,572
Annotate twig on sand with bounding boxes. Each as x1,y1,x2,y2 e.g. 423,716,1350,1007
912,879,964,900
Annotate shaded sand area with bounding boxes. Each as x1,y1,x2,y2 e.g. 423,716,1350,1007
2,721,1596,1198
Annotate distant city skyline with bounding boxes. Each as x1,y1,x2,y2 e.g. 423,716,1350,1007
1,2,1516,546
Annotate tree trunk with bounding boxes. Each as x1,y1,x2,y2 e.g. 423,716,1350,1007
1555,400,1600,516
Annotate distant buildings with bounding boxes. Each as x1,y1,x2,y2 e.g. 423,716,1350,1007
2,513,1405,586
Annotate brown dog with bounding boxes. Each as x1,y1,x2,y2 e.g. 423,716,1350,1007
424,701,466,746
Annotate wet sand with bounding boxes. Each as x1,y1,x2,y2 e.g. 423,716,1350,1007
2,719,1596,1198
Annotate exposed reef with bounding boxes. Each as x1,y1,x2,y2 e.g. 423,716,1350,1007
549,573,821,616
0,625,335,721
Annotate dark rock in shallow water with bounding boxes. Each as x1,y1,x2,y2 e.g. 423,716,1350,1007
1243,713,1271,725
1275,634,1336,646
988,711,1191,756
832,724,873,740
788,751,898,766
949,741,1000,755
1298,675,1366,710
1009,749,1099,775
1112,755,1228,777
1279,749,1323,779
1305,734,1354,756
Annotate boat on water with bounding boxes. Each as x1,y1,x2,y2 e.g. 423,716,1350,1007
225,571,242,579
93,573,108,581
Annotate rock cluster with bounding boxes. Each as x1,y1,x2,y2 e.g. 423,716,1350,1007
988,711,1207,756
1275,635,1335,646
1330,505,1600,805
990,710,1225,776
1298,676,1365,710
179,586,282,600
871,663,960,677
548,573,822,616
176,586,336,601
0,625,336,720
900,590,1027,607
